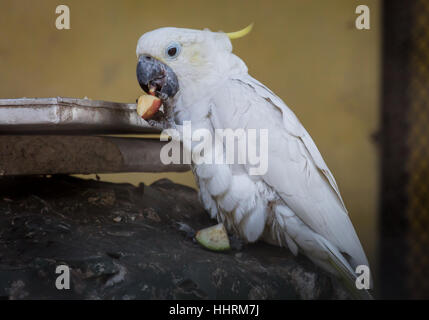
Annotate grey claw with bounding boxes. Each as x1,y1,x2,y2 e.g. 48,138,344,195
229,234,244,251
147,119,166,130
177,222,196,239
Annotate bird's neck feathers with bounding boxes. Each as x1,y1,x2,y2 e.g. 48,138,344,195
174,52,247,126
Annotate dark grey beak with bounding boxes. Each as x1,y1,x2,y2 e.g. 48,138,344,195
136,55,179,101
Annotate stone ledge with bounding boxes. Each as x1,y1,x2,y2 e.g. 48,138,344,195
0,176,347,299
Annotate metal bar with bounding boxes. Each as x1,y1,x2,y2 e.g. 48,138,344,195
379,0,412,299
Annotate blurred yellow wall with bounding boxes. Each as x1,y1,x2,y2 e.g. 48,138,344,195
0,0,380,269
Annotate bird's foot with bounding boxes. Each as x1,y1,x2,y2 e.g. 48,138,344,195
229,234,245,251
177,222,196,240
146,112,175,131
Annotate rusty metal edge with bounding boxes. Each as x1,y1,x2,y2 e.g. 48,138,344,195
0,97,161,134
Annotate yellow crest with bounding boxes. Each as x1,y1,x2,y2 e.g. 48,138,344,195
226,23,254,40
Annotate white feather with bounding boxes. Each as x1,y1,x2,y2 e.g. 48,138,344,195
206,164,231,197
239,200,267,242
218,174,256,213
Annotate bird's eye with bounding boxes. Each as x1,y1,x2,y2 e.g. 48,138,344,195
165,42,181,59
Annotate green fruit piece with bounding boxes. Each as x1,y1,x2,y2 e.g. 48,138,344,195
195,223,231,252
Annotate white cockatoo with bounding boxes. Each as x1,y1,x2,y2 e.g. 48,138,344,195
135,25,372,298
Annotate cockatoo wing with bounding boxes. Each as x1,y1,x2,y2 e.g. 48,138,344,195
216,74,369,271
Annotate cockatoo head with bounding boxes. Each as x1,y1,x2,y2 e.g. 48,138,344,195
136,25,252,103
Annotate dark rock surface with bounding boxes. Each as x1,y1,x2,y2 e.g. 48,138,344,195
0,175,347,299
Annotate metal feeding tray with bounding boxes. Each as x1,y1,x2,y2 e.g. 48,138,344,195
0,97,189,175
0,97,159,134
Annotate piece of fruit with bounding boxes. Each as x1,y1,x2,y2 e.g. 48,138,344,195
136,94,162,120
195,223,231,252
